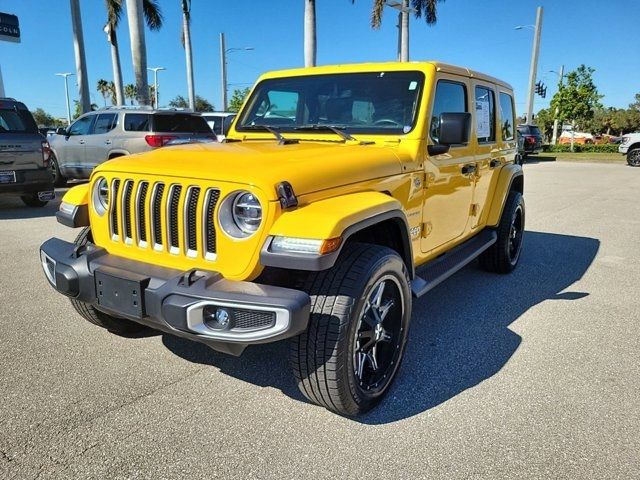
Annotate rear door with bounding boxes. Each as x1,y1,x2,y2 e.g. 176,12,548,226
84,112,118,169
151,113,214,142
0,104,43,175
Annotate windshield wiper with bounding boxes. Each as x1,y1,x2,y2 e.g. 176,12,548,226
242,124,298,145
294,124,358,142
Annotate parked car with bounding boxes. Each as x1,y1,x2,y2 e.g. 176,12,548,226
619,133,640,166
558,130,594,145
0,97,54,207
517,124,543,156
201,112,236,141
48,107,215,186
41,61,524,416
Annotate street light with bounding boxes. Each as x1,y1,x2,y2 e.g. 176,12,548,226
549,66,565,146
219,32,254,111
147,67,166,109
515,6,544,125
55,72,75,125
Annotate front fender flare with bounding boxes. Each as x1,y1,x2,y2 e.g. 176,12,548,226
260,191,413,275
56,183,90,228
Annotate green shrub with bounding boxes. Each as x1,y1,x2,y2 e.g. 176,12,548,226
542,143,619,153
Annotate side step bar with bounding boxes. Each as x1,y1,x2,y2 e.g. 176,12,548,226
411,230,497,298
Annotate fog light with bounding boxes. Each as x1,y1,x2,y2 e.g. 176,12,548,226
203,305,232,330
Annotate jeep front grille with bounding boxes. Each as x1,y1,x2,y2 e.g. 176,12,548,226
108,178,221,260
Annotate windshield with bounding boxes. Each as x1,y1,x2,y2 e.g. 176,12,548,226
237,71,424,135
0,108,38,134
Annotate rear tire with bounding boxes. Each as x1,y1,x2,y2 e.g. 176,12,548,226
290,243,412,416
50,153,67,187
69,227,147,335
480,191,525,273
21,194,47,208
627,148,640,167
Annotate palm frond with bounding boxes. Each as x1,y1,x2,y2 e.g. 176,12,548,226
411,0,444,25
142,0,163,30
104,0,123,28
370,0,385,29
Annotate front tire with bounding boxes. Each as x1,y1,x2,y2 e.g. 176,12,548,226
69,227,147,335
290,243,412,416
480,191,525,273
627,148,640,167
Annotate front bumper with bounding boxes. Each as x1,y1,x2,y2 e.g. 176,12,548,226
619,144,629,154
0,168,53,195
40,237,311,356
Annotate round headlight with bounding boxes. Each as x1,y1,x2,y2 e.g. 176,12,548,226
93,177,109,215
232,192,262,234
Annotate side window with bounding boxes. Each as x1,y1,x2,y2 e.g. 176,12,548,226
499,92,515,141
68,115,94,136
475,86,495,142
431,80,467,142
124,113,151,132
92,113,117,134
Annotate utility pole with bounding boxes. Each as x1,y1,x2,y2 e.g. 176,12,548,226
525,6,543,124
55,72,75,125
551,64,564,145
220,33,227,111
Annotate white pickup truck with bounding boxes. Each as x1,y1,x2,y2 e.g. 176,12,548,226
619,133,640,166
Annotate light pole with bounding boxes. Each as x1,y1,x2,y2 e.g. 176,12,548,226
385,1,414,61
219,33,254,111
147,67,166,109
516,6,543,125
549,65,565,145
55,72,75,125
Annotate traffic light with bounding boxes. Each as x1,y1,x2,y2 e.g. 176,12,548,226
542,86,547,98
535,81,541,95
534,81,546,97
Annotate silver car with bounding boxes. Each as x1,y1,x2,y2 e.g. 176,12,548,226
0,97,54,207
49,107,215,185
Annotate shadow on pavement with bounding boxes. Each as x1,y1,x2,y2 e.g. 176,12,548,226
523,155,555,164
163,230,600,424
0,190,65,220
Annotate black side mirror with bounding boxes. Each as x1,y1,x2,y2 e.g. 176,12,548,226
56,127,67,135
428,112,471,155
222,115,236,137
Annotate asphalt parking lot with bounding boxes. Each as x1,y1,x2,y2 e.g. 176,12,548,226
1,161,639,479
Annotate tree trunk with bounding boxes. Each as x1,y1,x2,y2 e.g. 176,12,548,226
126,0,150,106
304,0,316,67
109,28,125,106
183,11,196,110
69,0,91,113
400,0,409,62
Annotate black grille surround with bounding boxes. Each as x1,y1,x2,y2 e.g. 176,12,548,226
137,182,149,243
110,179,121,237
186,187,200,253
205,189,220,256
168,185,182,251
122,180,134,240
152,183,165,247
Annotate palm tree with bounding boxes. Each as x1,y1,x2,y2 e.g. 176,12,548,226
124,84,137,105
97,79,109,106
303,0,316,67
370,0,444,61
125,0,163,106
104,0,162,106
70,0,91,113
181,0,196,110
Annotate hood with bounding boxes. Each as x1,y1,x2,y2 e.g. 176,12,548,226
95,140,403,200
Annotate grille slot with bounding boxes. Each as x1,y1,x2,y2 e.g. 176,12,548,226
185,187,200,255
204,189,220,257
136,182,149,244
151,183,165,248
110,179,121,238
122,180,134,242
167,185,183,253
232,310,276,331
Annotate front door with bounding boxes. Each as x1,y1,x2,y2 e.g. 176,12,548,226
59,114,94,178
85,113,118,171
421,78,475,254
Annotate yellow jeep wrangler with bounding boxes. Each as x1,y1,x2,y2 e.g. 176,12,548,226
40,62,524,416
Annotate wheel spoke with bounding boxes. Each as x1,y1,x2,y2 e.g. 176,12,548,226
378,299,395,322
370,280,386,307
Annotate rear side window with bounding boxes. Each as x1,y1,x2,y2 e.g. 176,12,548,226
0,108,38,134
431,80,467,142
475,86,495,142
499,93,515,141
153,114,212,133
93,113,117,134
124,113,151,132
204,115,223,135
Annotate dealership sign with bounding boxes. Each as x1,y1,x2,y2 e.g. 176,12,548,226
0,13,20,43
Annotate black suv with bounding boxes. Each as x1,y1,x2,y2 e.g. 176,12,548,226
0,98,54,207
517,124,543,158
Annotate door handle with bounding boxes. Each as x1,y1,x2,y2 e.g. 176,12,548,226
79,139,85,145
105,140,112,145
490,159,502,168
461,164,476,175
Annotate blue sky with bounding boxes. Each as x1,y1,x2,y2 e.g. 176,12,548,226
1,0,638,119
